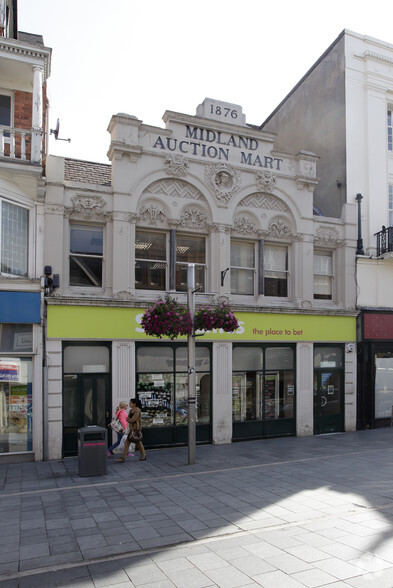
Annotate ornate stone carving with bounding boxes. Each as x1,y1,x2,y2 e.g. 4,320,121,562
256,170,276,192
138,203,166,225
239,193,289,212
165,154,189,177
205,163,240,205
128,213,140,224
143,179,203,201
314,227,344,248
232,215,258,235
268,219,291,239
113,291,136,301
208,223,232,234
45,204,65,215
179,207,207,230
66,195,112,220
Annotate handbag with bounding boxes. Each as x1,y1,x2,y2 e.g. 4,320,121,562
109,416,125,434
128,429,142,443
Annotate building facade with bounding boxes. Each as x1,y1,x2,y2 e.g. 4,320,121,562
44,99,357,460
261,30,393,430
0,0,51,461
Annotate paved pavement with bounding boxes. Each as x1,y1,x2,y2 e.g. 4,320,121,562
1,428,393,587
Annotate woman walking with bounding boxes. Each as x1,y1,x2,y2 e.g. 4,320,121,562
108,401,128,456
116,398,146,462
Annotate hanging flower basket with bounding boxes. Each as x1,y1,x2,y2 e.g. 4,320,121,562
140,295,193,340
194,303,239,333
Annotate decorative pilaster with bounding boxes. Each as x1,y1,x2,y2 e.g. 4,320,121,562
31,65,43,163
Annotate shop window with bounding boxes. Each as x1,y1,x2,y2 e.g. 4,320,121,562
375,352,393,419
69,224,103,287
0,357,32,454
388,109,392,151
175,234,205,292
0,324,32,352
314,250,333,300
230,241,255,295
232,345,294,423
135,230,167,290
0,198,28,277
136,345,211,428
264,244,288,297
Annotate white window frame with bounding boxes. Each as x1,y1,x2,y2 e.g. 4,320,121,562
388,109,393,152
135,229,168,291
313,249,334,301
230,239,256,296
263,242,289,298
0,196,31,278
69,222,104,289
0,90,14,144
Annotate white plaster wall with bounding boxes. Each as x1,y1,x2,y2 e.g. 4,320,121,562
357,257,393,307
212,342,232,444
345,346,357,431
296,342,313,436
46,340,63,460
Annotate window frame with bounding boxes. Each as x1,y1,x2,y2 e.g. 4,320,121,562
389,185,393,227
263,242,289,298
388,109,392,152
175,232,206,293
69,222,104,288
0,196,30,278
0,90,13,142
313,249,334,301
135,229,168,291
230,239,257,296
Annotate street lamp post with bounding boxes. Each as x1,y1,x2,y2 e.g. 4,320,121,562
187,264,196,465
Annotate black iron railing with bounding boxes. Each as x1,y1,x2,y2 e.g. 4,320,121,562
375,226,393,256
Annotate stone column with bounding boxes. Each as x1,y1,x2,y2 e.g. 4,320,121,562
31,65,43,163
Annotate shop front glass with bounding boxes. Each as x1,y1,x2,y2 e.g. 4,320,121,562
232,345,295,439
136,344,211,445
0,324,33,454
375,352,393,419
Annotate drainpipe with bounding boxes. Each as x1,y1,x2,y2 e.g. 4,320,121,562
355,193,365,255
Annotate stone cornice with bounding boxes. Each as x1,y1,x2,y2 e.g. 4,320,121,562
0,39,51,80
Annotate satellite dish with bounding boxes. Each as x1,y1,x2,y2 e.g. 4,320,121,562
50,118,71,142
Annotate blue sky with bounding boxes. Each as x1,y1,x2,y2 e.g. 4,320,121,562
18,0,393,163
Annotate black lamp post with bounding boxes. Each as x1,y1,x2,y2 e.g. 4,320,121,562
355,193,365,256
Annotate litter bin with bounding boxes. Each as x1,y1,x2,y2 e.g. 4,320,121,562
78,425,107,477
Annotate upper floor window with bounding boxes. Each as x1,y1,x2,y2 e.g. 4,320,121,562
264,244,288,297
134,230,206,292
0,198,28,276
0,94,10,127
314,250,333,300
230,241,255,295
135,230,166,290
389,185,393,226
175,234,205,292
69,224,103,287
388,110,392,151
230,240,288,298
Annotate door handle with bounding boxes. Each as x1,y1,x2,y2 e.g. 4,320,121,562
321,396,327,407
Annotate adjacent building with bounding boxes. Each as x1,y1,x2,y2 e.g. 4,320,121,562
261,29,393,430
0,0,51,461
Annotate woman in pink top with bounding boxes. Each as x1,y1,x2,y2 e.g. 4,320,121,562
108,401,128,456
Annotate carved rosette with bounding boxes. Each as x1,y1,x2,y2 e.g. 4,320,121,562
314,227,344,248
66,195,112,221
164,154,189,177
205,163,240,205
256,169,277,192
113,291,136,301
179,207,208,230
138,202,166,226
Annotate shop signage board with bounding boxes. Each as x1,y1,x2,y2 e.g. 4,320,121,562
48,306,356,342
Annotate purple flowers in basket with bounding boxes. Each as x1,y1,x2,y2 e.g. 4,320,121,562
141,296,239,340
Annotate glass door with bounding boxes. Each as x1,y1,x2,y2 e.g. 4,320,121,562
313,345,344,435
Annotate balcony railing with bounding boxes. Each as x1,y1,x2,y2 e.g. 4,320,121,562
375,225,393,256
0,125,42,164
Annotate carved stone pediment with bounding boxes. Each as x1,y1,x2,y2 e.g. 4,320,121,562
232,215,258,235
256,170,276,192
165,154,189,177
314,227,344,248
138,202,166,225
179,207,208,230
66,195,112,220
239,193,289,212
205,163,240,205
143,179,203,201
